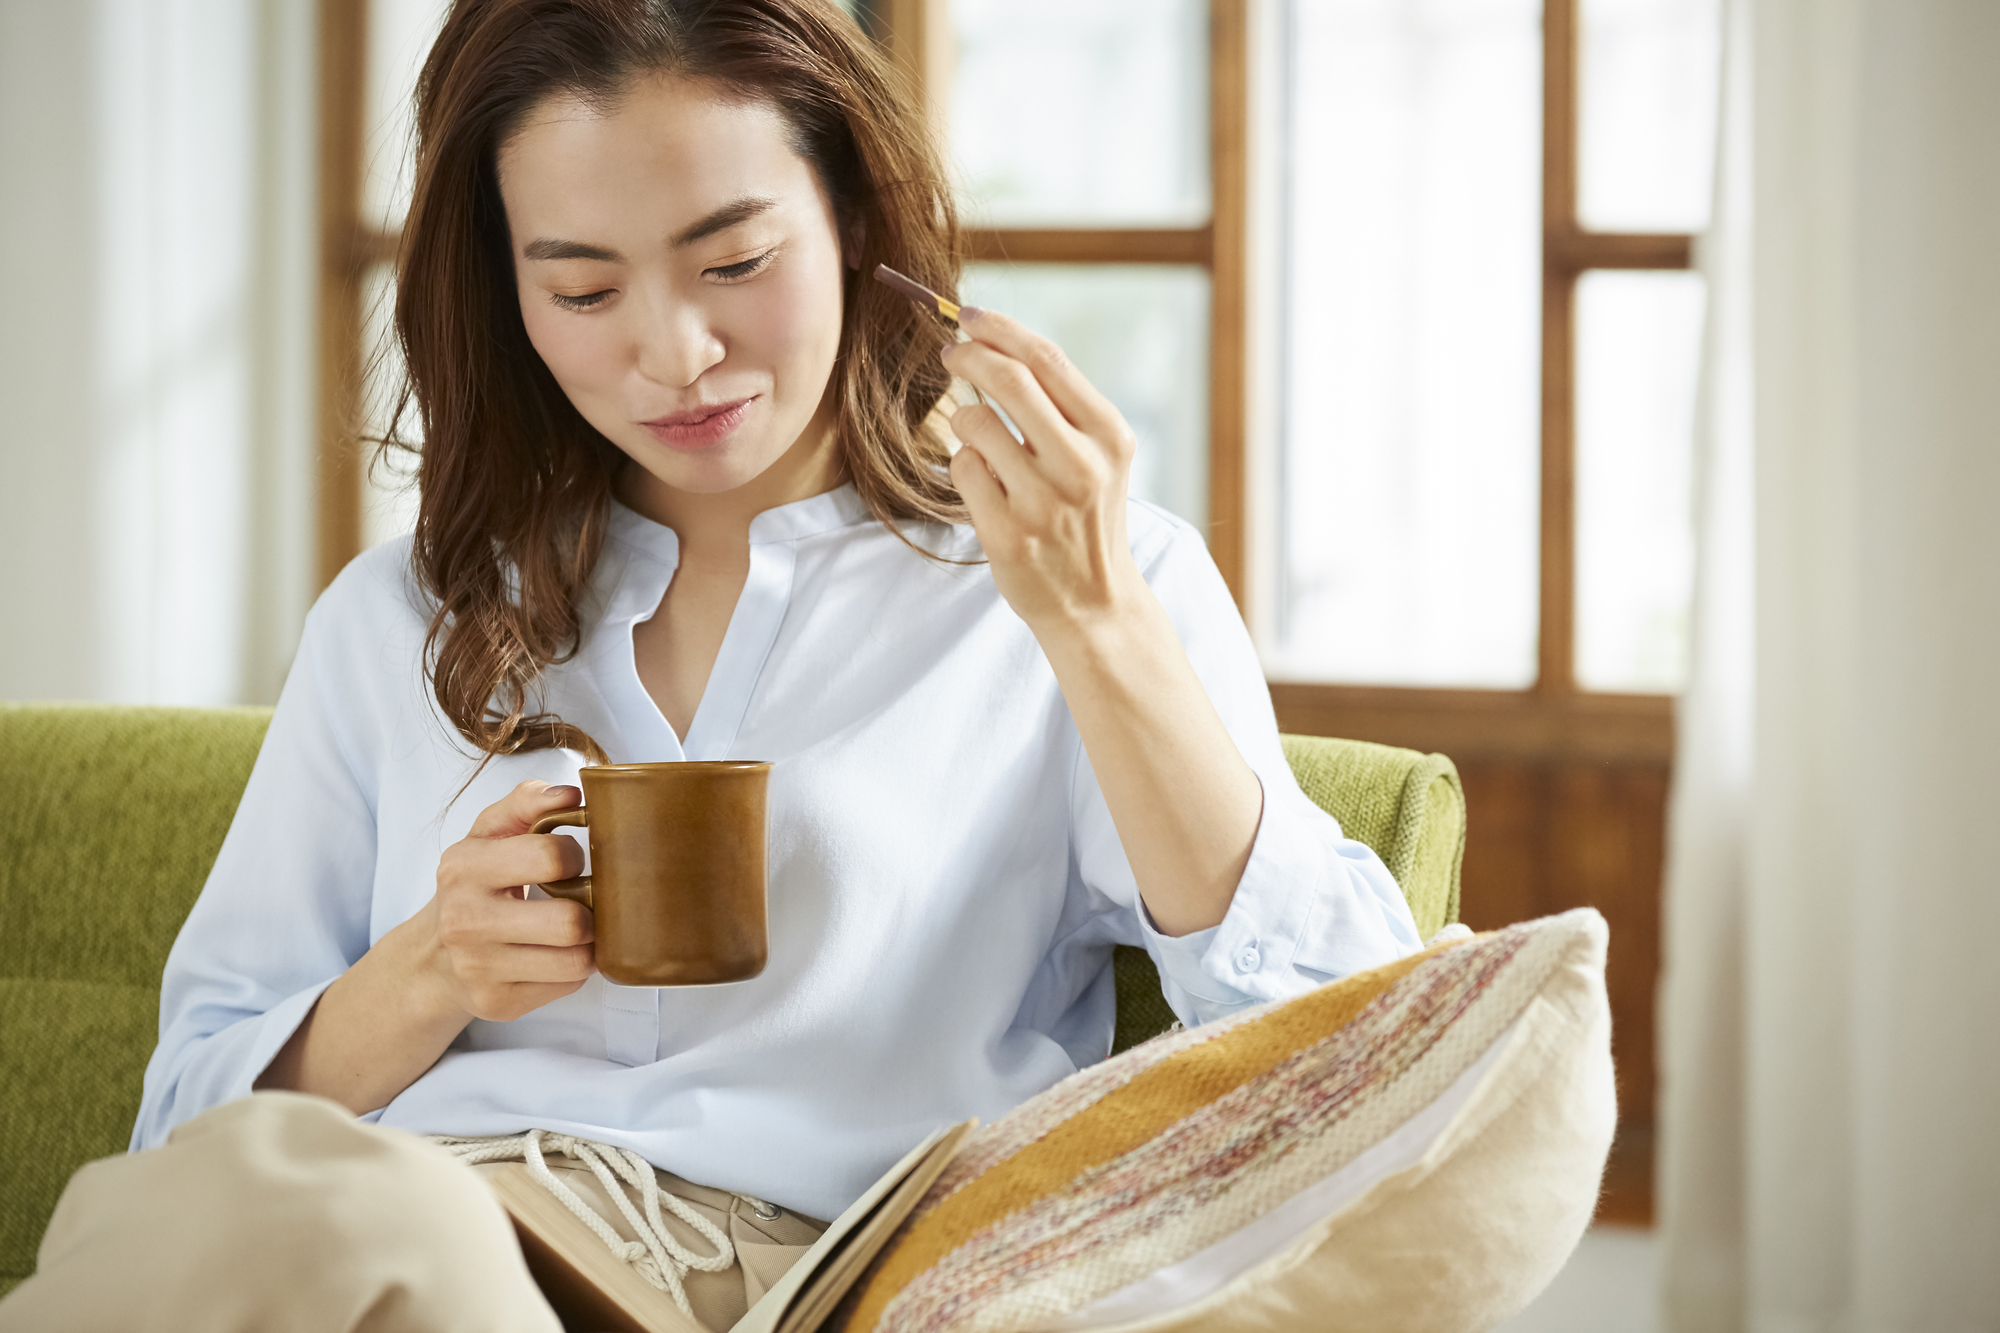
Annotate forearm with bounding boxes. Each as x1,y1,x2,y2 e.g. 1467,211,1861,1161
1035,580,1265,937
254,917,469,1115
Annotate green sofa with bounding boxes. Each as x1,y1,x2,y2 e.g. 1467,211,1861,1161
0,702,1464,1299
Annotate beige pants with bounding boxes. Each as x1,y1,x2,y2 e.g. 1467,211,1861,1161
0,1092,826,1333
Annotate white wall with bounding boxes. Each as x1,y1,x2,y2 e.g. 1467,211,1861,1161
0,1,102,700
0,0,317,706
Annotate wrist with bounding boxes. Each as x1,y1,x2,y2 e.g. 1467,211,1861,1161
1023,567,1160,661
376,911,474,1034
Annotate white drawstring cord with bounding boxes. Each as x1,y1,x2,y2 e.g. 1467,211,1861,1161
434,1129,735,1321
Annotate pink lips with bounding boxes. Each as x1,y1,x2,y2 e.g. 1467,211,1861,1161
641,397,754,450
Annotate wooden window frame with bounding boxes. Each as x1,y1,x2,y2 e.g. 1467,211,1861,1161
874,0,1252,607
316,0,1692,760
316,0,367,591
1269,0,1690,764
869,0,1688,762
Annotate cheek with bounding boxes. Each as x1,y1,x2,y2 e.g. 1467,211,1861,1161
742,248,846,378
520,296,622,400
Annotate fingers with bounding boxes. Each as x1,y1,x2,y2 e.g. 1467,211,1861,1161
489,942,596,985
432,788,599,1022
940,342,1103,505
956,308,1130,448
949,372,1109,521
440,825,585,895
507,898,595,949
449,948,596,1023
941,322,1136,509
942,339,1076,462
442,936,595,988
947,403,1032,495
436,888,593,951
950,437,1009,526
468,780,583,840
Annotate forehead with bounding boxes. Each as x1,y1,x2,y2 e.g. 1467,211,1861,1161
496,75,819,235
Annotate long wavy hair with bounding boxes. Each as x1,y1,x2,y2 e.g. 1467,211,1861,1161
382,0,963,762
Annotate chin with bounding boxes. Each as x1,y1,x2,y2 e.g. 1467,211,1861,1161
622,432,787,498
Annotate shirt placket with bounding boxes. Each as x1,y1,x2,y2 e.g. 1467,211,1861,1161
600,536,797,1067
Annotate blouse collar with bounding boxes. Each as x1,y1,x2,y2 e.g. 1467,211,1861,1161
606,481,873,564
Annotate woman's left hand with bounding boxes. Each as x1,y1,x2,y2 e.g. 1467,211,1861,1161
941,306,1263,938
941,309,1147,637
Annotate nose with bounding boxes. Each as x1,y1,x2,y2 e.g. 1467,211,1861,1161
632,287,725,388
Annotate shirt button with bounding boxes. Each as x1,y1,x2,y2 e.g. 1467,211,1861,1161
1235,944,1262,974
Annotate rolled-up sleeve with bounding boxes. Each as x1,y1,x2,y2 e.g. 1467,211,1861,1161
1071,506,1422,1028
130,565,390,1149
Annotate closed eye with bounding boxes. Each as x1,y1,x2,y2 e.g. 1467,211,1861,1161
550,289,613,311
707,249,777,282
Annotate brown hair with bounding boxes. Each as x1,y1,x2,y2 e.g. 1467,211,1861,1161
384,0,963,762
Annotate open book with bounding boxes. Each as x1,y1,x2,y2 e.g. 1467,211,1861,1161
480,1121,974,1333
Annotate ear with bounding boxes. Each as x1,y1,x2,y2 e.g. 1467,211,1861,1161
842,214,866,271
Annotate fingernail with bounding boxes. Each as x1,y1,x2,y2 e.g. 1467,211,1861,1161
958,306,987,322
939,342,956,361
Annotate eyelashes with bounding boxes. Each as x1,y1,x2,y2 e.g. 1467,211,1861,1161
546,248,778,312
707,249,776,282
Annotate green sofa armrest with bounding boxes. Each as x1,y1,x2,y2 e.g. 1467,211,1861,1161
0,703,273,1295
1110,734,1466,1055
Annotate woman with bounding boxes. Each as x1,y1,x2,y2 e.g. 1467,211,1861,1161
6,1,1419,1329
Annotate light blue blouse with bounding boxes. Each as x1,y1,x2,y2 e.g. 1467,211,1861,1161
132,485,1420,1221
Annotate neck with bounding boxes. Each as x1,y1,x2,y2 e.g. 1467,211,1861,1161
618,394,843,565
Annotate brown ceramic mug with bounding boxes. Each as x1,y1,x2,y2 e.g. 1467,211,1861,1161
529,761,771,987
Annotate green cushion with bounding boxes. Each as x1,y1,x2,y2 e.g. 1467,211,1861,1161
0,978,160,1288
1281,734,1465,941
0,704,270,1290
1110,735,1466,1054
0,704,271,988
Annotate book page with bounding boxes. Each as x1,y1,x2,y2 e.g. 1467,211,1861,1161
481,1122,972,1333
482,1161,708,1333
732,1120,974,1333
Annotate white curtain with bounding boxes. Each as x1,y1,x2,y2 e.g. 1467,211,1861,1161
0,0,316,706
1658,1,2000,1329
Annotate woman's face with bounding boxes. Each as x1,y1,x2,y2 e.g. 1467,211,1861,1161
498,76,848,498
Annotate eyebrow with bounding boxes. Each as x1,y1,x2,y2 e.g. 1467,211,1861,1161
522,237,620,262
671,195,779,248
520,195,781,264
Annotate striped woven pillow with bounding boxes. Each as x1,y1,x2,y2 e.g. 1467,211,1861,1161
838,909,1614,1333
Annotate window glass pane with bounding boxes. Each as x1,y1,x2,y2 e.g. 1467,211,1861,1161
948,0,1209,227
360,260,421,549
1269,0,1542,688
1578,0,1721,232
1574,270,1703,693
363,0,450,232
960,264,1209,528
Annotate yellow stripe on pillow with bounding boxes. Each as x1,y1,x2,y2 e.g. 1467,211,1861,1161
846,939,1469,1331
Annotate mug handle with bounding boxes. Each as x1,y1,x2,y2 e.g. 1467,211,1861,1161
529,808,593,908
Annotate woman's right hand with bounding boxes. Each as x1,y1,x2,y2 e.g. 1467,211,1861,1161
417,779,597,1023
257,779,597,1112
